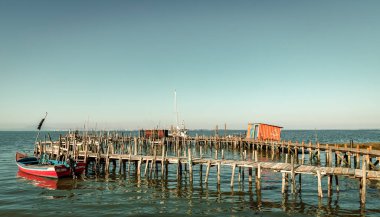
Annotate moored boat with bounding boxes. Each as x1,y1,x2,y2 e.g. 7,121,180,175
16,152,86,179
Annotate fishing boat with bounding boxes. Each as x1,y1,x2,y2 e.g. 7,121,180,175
16,152,86,179
15,113,85,179
169,90,189,138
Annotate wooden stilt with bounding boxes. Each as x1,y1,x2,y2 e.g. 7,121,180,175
230,163,236,188
134,137,138,155
177,159,182,180
137,158,142,177
248,167,252,184
298,173,302,193
317,170,323,198
328,175,332,197
281,172,286,194
291,155,295,194
205,160,211,183
335,175,339,193
188,147,193,182
361,158,367,204
217,161,221,186
161,143,165,176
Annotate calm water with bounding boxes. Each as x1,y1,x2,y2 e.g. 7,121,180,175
1,130,380,216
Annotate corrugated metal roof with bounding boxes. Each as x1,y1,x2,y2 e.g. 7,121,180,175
248,123,283,128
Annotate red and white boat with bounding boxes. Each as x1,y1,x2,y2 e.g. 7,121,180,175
16,152,86,179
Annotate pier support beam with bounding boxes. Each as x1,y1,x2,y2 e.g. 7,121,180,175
361,159,367,205
230,163,236,188
317,170,323,198
205,160,211,183
328,175,333,197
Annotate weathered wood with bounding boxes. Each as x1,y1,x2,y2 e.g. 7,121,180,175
188,147,193,182
327,175,332,197
134,137,138,155
177,159,182,180
361,159,367,204
161,143,166,176
205,160,211,183
230,163,236,187
281,172,286,194
137,157,142,176
335,175,339,193
317,170,323,198
38,132,380,207
291,155,295,194
217,161,221,185
248,167,252,184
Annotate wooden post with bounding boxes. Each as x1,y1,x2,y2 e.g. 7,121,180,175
361,158,367,204
328,175,332,197
281,172,287,194
161,143,165,176
285,154,288,163
348,153,352,167
205,160,211,183
317,142,321,162
301,142,305,164
317,170,323,198
199,164,203,183
128,154,131,173
134,137,138,155
137,157,142,177
291,155,296,194
188,147,193,182
200,146,203,159
230,163,236,188
105,145,110,173
356,153,360,169
329,148,333,167
308,142,312,163
118,157,123,174
248,167,252,184
217,161,221,186
335,175,339,193
298,173,302,193
256,163,261,191
176,159,181,180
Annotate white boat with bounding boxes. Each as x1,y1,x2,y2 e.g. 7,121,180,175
170,90,188,138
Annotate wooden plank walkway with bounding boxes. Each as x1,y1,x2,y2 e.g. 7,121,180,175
35,133,380,205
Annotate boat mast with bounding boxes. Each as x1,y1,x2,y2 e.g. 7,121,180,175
34,112,48,155
175,90,179,129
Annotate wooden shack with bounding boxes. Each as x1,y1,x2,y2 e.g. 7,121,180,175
139,129,169,139
246,123,282,141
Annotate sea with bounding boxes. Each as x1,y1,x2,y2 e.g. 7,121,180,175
1,130,380,217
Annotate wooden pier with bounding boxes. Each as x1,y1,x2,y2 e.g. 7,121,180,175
36,132,380,206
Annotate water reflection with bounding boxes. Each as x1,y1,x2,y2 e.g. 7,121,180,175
15,168,380,216
17,171,79,190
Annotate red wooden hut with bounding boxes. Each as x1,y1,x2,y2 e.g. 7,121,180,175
246,123,282,141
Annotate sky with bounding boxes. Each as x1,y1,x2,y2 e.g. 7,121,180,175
0,0,379,130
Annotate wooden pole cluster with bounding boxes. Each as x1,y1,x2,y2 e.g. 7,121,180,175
34,131,380,206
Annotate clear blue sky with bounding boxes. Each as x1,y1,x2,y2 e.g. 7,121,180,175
0,0,379,130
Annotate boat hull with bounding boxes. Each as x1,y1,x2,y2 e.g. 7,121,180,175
16,162,86,178
16,152,86,179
